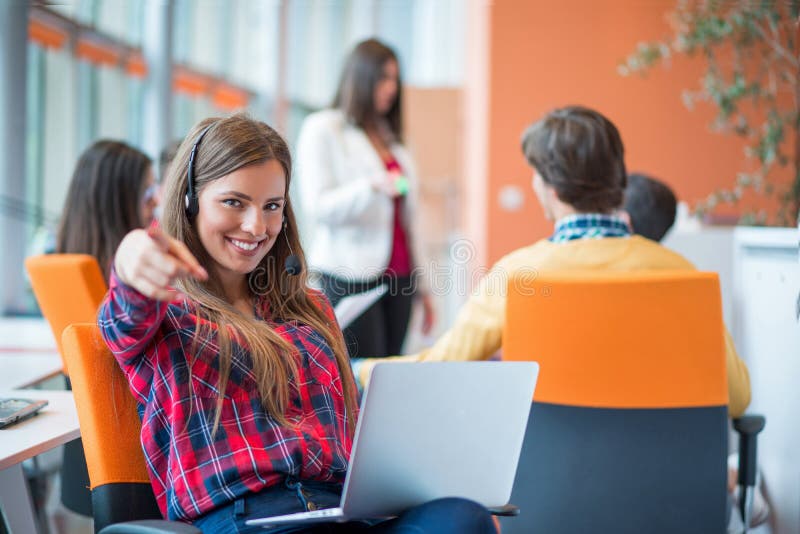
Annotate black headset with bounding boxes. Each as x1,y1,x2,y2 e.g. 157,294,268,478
184,122,302,276
184,124,214,218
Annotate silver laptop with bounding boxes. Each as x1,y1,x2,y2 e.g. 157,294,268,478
246,361,539,528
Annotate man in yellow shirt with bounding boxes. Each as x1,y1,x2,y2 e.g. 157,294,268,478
354,105,750,417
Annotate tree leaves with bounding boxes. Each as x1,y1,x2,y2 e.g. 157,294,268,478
619,0,800,225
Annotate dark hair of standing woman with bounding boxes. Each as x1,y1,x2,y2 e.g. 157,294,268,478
332,38,403,142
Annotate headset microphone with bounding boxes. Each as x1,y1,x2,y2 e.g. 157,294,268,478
282,217,302,276
284,254,301,276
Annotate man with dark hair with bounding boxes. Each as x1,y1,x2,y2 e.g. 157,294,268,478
624,173,677,242
353,105,750,418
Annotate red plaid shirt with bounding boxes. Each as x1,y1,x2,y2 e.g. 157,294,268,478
98,271,357,521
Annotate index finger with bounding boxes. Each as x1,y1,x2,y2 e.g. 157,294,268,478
167,238,208,280
146,221,172,251
147,223,208,280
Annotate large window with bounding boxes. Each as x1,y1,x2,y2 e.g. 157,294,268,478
10,0,466,315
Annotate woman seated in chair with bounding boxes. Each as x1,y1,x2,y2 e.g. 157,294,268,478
57,139,157,279
98,114,494,534
51,139,155,518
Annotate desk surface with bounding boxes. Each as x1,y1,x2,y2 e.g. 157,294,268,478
0,317,56,352
0,389,79,470
0,352,63,389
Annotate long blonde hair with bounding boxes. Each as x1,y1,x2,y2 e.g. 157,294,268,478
161,113,357,435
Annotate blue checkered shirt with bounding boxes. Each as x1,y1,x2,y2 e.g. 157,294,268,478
550,213,632,242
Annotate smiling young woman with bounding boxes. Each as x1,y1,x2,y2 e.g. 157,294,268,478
98,113,493,534
194,159,287,310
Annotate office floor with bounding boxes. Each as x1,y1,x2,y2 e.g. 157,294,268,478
14,371,93,534
44,470,93,534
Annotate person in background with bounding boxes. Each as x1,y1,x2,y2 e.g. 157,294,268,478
352,106,751,421
57,140,156,279
622,173,677,242
98,113,494,533
622,174,769,530
159,139,183,182
295,38,434,359
49,139,154,519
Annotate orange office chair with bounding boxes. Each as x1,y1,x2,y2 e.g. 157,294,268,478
61,323,514,533
61,323,200,534
25,253,108,375
501,270,764,534
25,253,108,516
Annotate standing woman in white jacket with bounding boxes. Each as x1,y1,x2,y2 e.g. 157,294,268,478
296,38,434,359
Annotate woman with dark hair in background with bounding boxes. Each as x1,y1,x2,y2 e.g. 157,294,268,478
51,139,154,518
57,139,156,279
296,38,434,360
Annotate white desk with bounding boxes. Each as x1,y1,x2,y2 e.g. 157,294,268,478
0,317,63,390
0,389,80,533
0,352,63,389
0,317,57,352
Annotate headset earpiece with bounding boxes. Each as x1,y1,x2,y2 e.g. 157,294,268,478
185,124,214,218
184,191,199,218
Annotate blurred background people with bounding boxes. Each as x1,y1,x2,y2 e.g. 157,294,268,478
40,139,153,523
296,38,434,359
623,173,678,242
159,139,183,183
56,140,155,280
352,106,750,425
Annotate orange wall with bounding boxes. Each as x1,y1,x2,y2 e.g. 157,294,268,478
404,88,463,260
482,0,787,264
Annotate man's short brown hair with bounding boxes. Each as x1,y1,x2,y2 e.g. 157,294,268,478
521,106,627,213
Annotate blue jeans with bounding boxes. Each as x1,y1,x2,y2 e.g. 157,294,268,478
193,478,495,534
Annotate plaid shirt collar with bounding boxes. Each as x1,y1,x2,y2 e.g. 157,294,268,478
550,213,632,243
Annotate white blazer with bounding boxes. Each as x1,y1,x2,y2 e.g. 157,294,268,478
295,109,424,282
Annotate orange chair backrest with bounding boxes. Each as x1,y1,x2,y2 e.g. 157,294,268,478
25,254,107,374
61,323,150,488
503,270,728,409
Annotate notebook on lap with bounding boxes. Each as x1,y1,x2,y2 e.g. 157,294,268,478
246,361,539,528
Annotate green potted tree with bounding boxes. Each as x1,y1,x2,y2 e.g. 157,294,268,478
620,0,799,226
623,5,800,534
